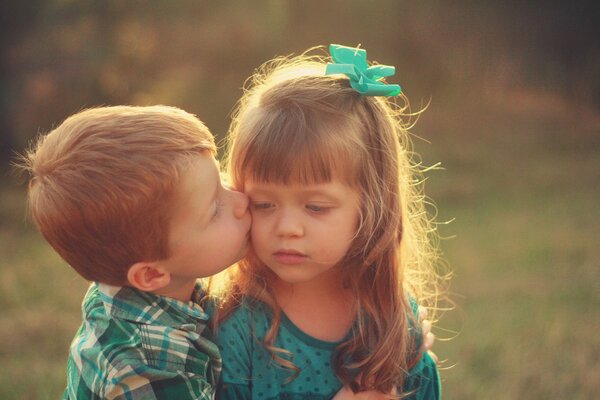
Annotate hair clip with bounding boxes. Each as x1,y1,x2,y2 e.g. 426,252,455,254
325,44,402,96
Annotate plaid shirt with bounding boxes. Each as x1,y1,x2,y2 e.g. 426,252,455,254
63,282,221,400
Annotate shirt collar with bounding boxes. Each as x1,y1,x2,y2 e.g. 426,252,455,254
95,282,209,328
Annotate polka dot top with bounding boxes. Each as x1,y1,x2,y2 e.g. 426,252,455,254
212,299,441,400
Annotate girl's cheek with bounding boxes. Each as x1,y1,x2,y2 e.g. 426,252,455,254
251,216,265,230
249,222,261,240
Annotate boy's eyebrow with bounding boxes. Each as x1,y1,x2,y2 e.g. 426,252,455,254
211,171,221,200
200,168,221,226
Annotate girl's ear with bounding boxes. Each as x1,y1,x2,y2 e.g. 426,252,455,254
126,262,171,292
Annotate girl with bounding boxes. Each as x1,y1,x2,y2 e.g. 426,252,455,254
210,44,444,399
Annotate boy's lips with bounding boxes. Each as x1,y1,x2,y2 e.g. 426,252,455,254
273,249,307,265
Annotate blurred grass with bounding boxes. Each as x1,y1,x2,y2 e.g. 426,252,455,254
1,95,599,399
0,179,89,399
416,97,600,399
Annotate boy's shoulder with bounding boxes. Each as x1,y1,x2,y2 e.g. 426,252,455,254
64,283,221,400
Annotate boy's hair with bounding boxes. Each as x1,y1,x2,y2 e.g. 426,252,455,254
212,53,445,393
21,105,216,285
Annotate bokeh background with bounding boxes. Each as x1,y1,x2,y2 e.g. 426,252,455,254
1,1,599,399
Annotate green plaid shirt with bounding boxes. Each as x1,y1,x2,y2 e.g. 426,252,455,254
63,282,221,400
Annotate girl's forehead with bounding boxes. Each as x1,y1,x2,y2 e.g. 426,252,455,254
241,164,355,187
243,178,360,202
238,139,361,187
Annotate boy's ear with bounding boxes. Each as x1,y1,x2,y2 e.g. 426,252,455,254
126,262,171,292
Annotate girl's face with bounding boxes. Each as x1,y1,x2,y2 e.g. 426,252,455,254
245,178,360,286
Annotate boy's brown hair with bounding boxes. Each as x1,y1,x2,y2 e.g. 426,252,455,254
21,105,216,285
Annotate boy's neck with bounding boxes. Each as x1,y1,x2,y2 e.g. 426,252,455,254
151,279,197,303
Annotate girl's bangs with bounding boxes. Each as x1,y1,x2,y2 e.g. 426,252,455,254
239,110,361,186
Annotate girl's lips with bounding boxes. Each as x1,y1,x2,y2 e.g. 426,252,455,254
273,250,307,265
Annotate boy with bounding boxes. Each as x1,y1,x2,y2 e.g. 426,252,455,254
21,105,251,399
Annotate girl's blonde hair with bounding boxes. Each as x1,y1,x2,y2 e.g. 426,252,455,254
211,49,444,395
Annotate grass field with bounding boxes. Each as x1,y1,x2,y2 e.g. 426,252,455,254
1,96,598,399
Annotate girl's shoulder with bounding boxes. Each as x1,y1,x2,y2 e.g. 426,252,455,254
227,296,272,318
203,292,270,315
404,296,441,398
405,351,442,399
408,295,420,318
407,296,422,335
213,296,273,335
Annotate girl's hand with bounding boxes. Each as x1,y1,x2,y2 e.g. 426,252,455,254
418,306,438,363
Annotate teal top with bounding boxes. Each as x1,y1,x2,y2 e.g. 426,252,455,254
63,283,221,400
213,299,440,400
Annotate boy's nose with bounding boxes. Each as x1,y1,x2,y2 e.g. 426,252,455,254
230,190,249,219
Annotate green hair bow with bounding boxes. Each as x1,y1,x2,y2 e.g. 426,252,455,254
325,44,402,96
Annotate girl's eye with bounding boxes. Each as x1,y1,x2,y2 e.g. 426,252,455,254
252,202,274,211
306,204,328,213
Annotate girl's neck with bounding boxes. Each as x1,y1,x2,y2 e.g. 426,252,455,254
272,267,356,342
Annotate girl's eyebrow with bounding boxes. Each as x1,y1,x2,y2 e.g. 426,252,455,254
244,186,269,195
300,189,339,197
247,185,342,201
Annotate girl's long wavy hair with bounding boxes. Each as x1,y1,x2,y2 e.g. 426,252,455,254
209,49,445,396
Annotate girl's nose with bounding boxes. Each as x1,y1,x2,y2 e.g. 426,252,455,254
230,190,249,219
276,209,304,237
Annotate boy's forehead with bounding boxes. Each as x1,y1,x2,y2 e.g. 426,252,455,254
173,154,219,212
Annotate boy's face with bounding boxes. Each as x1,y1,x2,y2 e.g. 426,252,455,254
158,153,251,281
245,179,360,286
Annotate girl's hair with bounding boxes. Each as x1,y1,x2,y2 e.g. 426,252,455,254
211,49,444,394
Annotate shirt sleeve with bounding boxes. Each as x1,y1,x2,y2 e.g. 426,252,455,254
64,323,219,400
103,369,216,400
214,304,255,400
64,360,216,400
